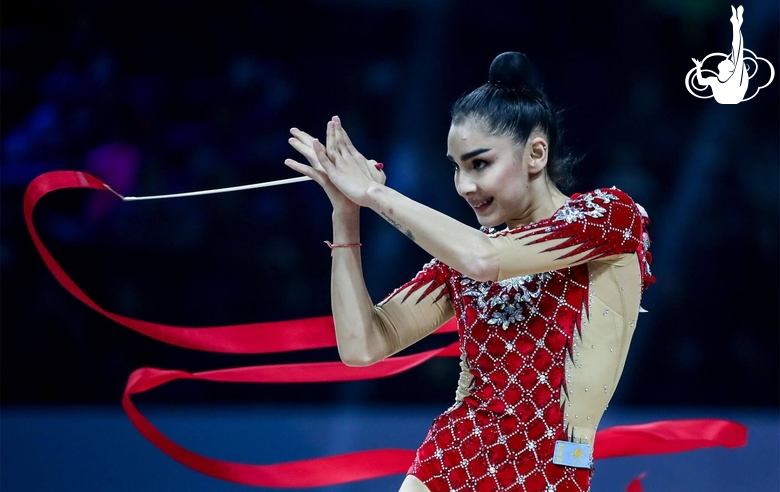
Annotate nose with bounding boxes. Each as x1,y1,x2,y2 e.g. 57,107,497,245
455,170,477,197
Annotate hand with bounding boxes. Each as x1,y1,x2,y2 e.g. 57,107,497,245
314,116,386,208
692,58,702,67
284,127,357,213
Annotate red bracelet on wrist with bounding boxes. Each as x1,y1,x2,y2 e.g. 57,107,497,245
324,240,362,256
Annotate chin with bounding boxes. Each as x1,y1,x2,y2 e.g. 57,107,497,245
476,215,502,229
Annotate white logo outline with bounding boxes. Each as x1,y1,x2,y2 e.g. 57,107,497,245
685,5,774,104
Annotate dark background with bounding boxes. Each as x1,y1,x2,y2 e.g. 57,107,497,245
2,0,778,414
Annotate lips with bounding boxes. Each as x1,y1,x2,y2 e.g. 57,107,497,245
470,198,494,212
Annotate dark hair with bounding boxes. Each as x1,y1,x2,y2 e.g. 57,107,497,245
451,52,578,190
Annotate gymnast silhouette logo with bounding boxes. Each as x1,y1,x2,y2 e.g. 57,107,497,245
685,5,774,104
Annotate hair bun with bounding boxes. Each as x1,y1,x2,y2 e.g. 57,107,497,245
488,52,541,90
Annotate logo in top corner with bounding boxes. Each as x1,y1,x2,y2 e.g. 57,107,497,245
685,5,774,104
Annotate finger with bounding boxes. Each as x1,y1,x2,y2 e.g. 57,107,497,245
366,158,384,182
290,127,317,147
284,159,319,180
331,118,376,183
365,159,385,184
333,119,358,164
288,138,324,170
288,136,315,157
334,119,365,162
333,116,356,150
331,117,348,155
325,120,338,163
313,139,335,172
332,118,349,158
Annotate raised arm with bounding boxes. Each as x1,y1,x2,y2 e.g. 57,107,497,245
315,118,500,281
317,118,648,283
286,129,452,366
361,181,647,282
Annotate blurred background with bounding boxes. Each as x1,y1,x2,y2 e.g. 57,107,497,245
2,0,778,490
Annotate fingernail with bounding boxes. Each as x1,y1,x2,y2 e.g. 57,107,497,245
334,115,341,124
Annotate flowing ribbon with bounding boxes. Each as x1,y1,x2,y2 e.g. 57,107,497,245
627,473,647,492
25,171,748,489
24,171,458,354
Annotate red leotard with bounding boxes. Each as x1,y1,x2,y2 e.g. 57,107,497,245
374,188,654,492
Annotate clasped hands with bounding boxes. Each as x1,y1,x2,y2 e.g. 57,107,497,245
284,116,385,212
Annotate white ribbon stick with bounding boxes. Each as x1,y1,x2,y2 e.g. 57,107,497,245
105,176,313,201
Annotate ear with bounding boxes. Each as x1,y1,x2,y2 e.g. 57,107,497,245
526,136,549,174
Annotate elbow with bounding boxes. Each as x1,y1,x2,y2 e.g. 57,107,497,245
462,244,500,282
339,348,382,367
335,325,386,367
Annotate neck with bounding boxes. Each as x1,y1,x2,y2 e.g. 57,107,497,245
505,177,568,229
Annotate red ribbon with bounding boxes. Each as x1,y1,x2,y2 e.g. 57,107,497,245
122,344,458,487
627,472,647,492
24,171,459,354
594,419,747,458
26,171,748,488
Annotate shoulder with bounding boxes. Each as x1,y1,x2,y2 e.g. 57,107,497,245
530,186,650,254
568,187,639,210
558,187,647,224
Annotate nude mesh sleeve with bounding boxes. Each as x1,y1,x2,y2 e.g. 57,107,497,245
372,259,456,357
559,253,644,445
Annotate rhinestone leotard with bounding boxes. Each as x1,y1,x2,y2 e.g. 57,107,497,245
374,188,654,492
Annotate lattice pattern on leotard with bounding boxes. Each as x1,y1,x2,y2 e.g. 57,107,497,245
385,189,653,492
409,267,591,492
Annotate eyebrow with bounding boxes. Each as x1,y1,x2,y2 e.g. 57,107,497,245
446,147,491,162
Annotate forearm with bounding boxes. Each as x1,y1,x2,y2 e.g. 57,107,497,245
365,184,498,281
329,207,388,366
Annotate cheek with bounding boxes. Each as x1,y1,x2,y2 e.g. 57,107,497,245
494,168,526,196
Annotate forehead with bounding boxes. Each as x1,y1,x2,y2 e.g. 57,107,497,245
447,120,518,155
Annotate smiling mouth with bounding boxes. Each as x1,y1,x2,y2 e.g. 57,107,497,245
471,198,494,212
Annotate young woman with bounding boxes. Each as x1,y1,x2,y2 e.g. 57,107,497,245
285,52,653,492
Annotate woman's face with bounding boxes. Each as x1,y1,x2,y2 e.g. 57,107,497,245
447,120,539,229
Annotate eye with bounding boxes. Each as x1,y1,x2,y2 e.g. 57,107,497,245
451,161,460,173
472,159,489,170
